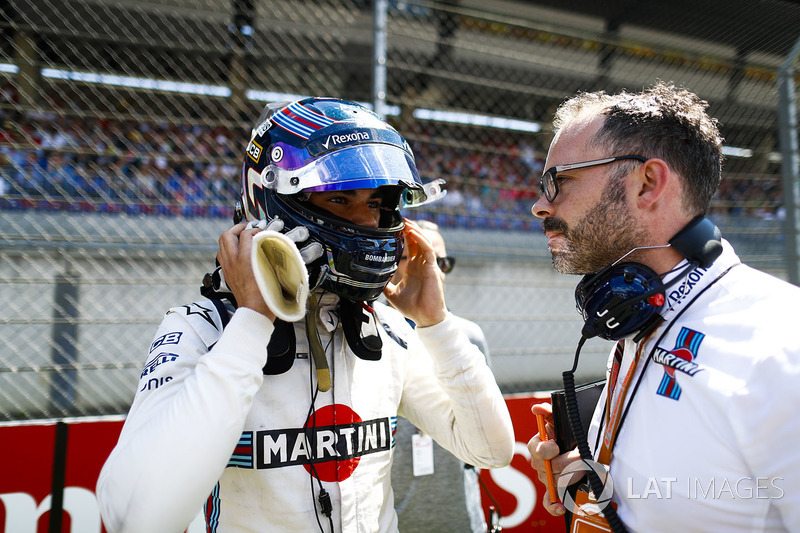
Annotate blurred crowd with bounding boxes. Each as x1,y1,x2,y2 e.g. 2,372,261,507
0,109,784,229
0,109,242,218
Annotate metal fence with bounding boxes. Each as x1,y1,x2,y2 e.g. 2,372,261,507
1,0,799,421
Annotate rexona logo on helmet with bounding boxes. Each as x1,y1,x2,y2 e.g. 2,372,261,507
238,97,445,303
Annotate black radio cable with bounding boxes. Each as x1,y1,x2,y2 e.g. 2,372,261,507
467,463,503,532
306,378,333,533
305,298,337,533
561,336,628,533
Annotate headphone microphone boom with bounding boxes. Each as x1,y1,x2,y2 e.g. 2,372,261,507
575,216,723,341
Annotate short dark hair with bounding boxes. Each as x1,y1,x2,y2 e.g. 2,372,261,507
552,82,723,215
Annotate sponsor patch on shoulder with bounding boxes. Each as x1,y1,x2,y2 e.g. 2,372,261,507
150,332,182,353
141,352,180,378
654,327,705,400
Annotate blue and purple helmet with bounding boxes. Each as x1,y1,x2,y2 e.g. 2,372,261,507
237,97,444,302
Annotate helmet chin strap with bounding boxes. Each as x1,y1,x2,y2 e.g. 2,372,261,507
304,291,385,393
305,292,332,392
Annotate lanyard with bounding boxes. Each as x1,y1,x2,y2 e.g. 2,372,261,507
597,329,656,466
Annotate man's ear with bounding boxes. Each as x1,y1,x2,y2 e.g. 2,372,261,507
635,158,670,210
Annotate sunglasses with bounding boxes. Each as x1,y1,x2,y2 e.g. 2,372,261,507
539,155,647,202
436,255,455,274
399,255,456,274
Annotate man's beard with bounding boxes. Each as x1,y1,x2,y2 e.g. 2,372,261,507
543,180,647,275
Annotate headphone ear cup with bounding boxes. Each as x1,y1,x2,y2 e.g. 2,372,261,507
575,263,666,340
574,273,596,316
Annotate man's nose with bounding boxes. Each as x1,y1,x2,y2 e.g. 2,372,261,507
531,196,553,219
348,205,379,228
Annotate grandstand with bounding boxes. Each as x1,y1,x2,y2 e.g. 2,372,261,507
1,0,799,420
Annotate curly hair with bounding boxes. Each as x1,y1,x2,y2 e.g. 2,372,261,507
552,82,724,215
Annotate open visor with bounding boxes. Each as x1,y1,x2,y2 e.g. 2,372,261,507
262,144,444,207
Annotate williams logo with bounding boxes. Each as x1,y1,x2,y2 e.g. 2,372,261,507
654,327,705,400
226,404,394,482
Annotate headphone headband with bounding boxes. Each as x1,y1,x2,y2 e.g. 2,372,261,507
668,215,723,268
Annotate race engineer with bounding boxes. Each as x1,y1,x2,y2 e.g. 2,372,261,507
527,83,800,532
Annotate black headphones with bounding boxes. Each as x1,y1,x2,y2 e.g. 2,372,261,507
575,216,723,341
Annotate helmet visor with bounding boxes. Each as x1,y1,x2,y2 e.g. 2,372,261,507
263,144,431,204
